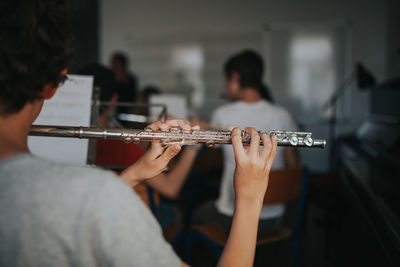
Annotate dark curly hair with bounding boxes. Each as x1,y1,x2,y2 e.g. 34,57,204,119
0,0,75,115
224,50,274,103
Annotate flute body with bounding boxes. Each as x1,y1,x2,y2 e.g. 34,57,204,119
29,125,326,148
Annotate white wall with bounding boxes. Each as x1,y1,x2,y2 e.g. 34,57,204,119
100,0,387,172
100,0,387,118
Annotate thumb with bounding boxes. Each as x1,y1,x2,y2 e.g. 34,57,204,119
148,141,164,159
157,144,181,165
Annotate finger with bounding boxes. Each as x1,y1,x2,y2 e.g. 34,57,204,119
148,141,165,158
147,122,158,131
192,125,200,130
166,119,191,130
231,127,245,160
260,133,272,158
157,144,182,165
266,135,278,170
245,127,260,156
147,119,191,131
154,121,170,131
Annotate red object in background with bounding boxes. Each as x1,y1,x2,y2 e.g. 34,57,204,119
95,140,145,167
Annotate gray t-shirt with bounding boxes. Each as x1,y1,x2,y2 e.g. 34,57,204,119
211,100,298,219
0,153,180,267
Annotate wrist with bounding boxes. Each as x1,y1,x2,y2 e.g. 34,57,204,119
235,196,263,212
120,165,141,187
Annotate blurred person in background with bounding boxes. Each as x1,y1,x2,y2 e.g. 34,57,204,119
110,51,139,114
191,49,299,235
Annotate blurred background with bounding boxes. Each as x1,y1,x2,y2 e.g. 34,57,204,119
69,0,399,173
64,0,400,266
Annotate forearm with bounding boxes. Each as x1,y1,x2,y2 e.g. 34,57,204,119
146,147,197,198
217,198,263,267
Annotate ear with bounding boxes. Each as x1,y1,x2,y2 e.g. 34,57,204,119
231,71,240,82
41,84,58,100
40,69,67,100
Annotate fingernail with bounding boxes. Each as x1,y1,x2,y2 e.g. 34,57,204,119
272,135,278,141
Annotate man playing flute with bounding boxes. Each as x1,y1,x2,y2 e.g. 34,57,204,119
0,1,277,267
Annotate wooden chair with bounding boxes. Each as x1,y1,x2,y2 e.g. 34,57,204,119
184,166,309,266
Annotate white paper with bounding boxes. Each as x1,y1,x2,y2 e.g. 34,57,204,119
150,94,188,120
28,74,93,165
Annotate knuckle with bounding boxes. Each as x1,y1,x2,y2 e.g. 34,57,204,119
232,130,241,138
232,127,241,135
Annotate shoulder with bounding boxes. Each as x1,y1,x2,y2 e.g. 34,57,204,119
264,102,297,129
261,101,292,120
33,158,150,225
7,155,125,193
274,105,292,121
211,102,238,124
213,102,241,116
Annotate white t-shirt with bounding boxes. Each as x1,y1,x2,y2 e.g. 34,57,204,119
211,100,297,219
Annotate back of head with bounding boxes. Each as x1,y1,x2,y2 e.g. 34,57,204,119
111,52,129,70
224,50,273,102
0,0,74,115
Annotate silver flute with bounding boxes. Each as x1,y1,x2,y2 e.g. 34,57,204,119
29,125,326,148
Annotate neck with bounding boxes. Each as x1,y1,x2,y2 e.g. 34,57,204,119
0,102,41,159
238,87,262,103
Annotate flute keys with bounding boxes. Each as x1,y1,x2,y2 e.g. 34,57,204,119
122,137,133,143
289,135,299,146
304,136,313,147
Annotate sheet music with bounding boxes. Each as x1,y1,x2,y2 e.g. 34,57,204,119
28,74,93,165
150,94,188,120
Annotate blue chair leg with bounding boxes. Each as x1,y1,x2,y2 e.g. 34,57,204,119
183,231,223,265
291,169,309,267
171,229,187,251
292,236,302,267
183,231,195,264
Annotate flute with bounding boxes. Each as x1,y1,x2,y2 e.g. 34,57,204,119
29,125,326,148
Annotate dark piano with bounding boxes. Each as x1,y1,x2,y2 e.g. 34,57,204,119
333,85,400,266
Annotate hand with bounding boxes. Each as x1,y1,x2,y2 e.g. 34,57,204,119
189,118,210,130
231,127,278,205
120,119,199,186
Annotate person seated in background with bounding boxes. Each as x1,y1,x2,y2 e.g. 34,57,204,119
134,85,162,117
110,51,139,114
78,63,118,102
0,2,278,266
191,49,299,236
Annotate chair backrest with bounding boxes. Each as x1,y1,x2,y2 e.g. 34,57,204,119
263,166,305,205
